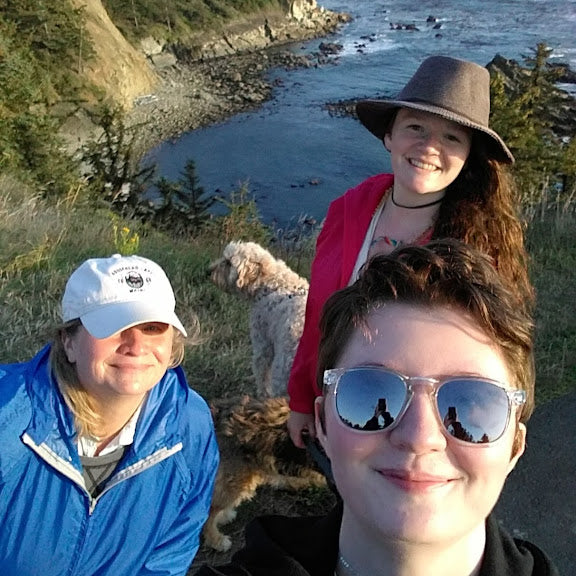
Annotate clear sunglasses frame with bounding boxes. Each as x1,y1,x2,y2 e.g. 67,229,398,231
323,366,526,445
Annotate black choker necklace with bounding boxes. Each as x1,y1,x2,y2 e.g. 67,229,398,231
391,189,444,210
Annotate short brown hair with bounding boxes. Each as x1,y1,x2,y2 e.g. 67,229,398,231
317,239,535,423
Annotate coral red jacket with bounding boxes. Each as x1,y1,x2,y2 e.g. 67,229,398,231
287,173,395,413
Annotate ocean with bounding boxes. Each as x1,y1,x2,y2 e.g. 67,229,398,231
147,0,576,228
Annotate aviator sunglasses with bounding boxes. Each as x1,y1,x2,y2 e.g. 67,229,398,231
323,366,526,445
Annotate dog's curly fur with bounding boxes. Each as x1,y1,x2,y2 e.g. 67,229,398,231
209,241,309,397
203,395,326,552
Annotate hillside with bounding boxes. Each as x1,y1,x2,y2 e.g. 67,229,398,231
75,0,347,110
70,0,158,109
0,0,348,194
57,0,349,155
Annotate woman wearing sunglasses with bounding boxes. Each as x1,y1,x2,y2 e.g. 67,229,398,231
196,240,557,576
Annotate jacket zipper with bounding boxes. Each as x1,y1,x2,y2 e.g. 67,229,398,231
89,442,183,514
22,433,183,514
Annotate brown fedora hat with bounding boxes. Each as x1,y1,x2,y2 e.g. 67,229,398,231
356,55,514,163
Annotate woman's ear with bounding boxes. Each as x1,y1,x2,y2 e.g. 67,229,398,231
383,133,392,152
61,330,78,364
507,422,526,474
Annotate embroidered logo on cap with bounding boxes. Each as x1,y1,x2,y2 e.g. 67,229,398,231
125,272,144,289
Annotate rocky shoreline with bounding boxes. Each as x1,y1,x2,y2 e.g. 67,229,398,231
119,50,576,162
59,2,351,158
124,2,353,157
128,45,345,156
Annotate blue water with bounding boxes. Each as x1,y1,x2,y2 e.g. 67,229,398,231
148,0,576,227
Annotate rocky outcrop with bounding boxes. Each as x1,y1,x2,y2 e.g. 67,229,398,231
487,54,576,138
288,0,316,20
74,0,348,111
70,0,158,110
175,1,350,61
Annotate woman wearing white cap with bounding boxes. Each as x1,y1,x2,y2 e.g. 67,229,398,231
0,254,219,576
287,55,534,449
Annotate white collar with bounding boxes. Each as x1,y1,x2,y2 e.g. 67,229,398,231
78,402,144,457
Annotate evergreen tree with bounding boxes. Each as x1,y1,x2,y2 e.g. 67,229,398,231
489,43,574,200
152,159,216,236
179,159,216,226
82,104,154,205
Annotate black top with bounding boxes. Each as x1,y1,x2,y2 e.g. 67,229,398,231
195,504,558,576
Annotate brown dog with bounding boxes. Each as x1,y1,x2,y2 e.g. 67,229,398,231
203,395,326,552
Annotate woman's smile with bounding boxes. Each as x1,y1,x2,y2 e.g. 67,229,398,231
377,467,457,493
408,158,440,172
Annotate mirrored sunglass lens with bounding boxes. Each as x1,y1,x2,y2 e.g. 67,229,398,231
335,369,406,431
437,380,510,443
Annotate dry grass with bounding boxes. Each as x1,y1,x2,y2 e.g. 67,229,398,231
521,182,576,400
526,214,576,400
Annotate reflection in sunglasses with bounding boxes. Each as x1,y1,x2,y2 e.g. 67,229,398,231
443,406,475,442
363,398,394,431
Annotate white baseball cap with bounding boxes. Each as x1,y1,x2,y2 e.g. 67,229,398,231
62,254,187,338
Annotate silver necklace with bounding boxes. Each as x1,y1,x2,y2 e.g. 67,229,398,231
336,554,362,576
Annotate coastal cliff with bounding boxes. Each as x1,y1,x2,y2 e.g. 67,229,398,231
176,0,346,60
76,0,347,111
71,0,158,108
61,0,349,154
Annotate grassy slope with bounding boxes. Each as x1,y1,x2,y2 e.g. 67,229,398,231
1,175,574,400
101,0,286,42
528,216,576,399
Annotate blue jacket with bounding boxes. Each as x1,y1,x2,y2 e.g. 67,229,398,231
0,345,219,576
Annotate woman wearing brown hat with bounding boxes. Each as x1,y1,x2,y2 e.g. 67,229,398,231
287,55,534,449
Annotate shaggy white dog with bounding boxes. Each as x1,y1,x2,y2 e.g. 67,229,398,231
209,241,309,397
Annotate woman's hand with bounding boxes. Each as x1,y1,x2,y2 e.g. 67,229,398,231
287,410,316,448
